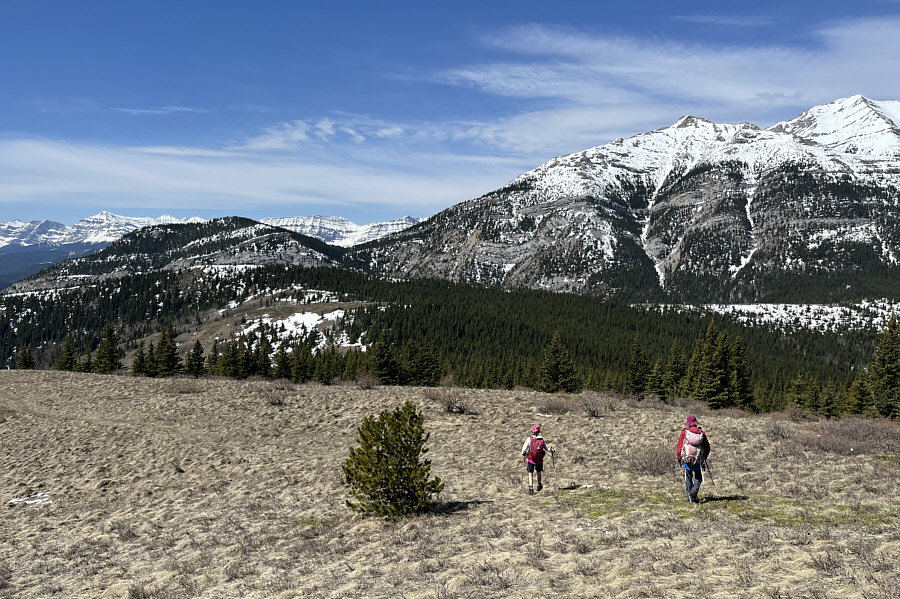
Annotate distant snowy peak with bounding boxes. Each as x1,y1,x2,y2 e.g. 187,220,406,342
769,95,900,158
261,215,422,247
0,211,205,249
260,216,357,244
0,219,70,248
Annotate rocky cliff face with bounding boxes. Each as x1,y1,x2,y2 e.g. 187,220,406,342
350,96,900,302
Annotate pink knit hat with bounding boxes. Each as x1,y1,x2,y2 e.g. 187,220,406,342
684,414,699,428
532,424,541,433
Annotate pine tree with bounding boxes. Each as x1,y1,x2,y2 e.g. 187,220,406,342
155,324,181,377
55,337,76,371
343,401,444,516
370,331,401,385
94,323,124,374
645,361,664,397
17,344,36,370
728,336,753,409
844,372,870,415
184,340,206,377
291,346,313,383
132,341,147,376
788,373,821,413
662,341,686,397
867,316,900,418
79,349,94,373
626,335,650,395
693,323,732,409
145,341,159,378
206,339,220,374
274,343,292,379
405,342,442,387
538,332,580,393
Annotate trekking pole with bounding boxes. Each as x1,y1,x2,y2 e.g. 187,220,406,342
703,460,718,497
550,448,560,498
521,457,527,494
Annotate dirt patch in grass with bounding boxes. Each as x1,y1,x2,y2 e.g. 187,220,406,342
1,370,898,598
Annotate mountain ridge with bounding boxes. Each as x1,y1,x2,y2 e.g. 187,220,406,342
0,212,421,289
348,95,900,302
5,96,900,304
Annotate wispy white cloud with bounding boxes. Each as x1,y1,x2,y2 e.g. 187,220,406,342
241,120,312,150
113,106,209,116
673,14,775,27
0,138,527,217
5,16,900,222
437,17,900,153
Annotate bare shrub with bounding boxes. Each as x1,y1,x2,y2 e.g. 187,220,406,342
770,421,794,440
440,373,458,388
627,446,676,476
223,558,255,581
423,388,478,415
267,379,296,392
356,374,378,390
167,378,201,394
467,561,515,590
538,394,576,415
579,391,616,418
260,388,287,406
109,520,138,541
556,532,591,555
0,562,11,590
127,582,155,599
777,406,813,422
526,537,547,570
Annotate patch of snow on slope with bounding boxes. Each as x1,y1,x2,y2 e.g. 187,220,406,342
653,301,900,333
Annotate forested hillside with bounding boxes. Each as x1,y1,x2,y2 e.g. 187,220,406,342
3,265,894,415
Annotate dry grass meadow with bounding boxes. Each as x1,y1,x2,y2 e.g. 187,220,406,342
1,370,899,599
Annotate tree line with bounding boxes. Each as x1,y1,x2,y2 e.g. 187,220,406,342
5,265,896,416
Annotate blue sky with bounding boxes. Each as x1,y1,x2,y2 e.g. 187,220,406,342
2,1,900,225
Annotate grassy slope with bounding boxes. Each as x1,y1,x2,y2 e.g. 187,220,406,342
0,371,898,599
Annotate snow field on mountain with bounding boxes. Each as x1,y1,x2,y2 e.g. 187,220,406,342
660,300,900,334
238,308,364,354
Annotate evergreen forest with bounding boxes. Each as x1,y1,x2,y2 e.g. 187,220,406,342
2,265,897,417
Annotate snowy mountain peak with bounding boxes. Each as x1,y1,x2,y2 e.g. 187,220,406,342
260,215,422,247
0,213,205,249
673,115,713,129
769,95,900,158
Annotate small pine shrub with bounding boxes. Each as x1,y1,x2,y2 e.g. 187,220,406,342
343,401,443,517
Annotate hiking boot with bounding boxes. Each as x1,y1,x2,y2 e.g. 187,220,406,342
537,483,543,492
528,487,534,495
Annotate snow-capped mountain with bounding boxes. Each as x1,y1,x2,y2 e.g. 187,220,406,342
0,212,208,290
349,95,900,303
260,215,422,247
0,211,204,249
6,217,341,293
7,96,900,304
0,212,419,289
769,95,900,161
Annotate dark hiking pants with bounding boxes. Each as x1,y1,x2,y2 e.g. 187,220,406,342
685,468,703,502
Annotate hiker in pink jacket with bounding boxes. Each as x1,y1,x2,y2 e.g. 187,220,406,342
522,424,553,495
676,414,711,503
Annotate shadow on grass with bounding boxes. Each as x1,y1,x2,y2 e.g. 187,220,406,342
432,500,494,514
702,495,750,503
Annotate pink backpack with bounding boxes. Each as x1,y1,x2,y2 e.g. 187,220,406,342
528,436,546,464
680,429,706,467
